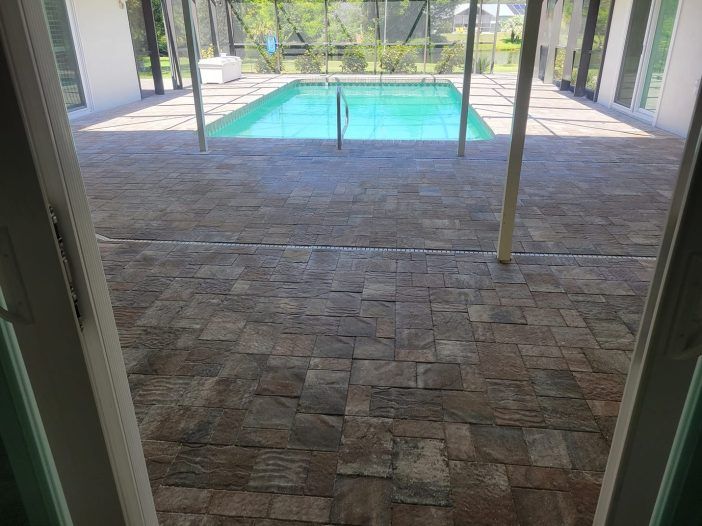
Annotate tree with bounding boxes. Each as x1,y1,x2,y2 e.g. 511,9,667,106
501,15,523,43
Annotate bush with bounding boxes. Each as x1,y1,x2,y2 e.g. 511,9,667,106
341,46,368,73
295,47,325,73
501,16,524,43
256,50,283,73
473,56,490,74
380,45,417,74
435,43,465,74
201,44,215,59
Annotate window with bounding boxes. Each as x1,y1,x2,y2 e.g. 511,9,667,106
42,0,86,110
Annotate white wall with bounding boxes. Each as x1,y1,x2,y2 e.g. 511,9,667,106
68,0,141,112
655,0,702,136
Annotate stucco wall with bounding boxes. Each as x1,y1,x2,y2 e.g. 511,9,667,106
68,0,141,112
654,0,702,136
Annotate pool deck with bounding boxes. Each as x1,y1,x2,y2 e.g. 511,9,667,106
73,74,684,525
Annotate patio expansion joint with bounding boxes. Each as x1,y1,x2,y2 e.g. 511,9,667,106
95,233,656,261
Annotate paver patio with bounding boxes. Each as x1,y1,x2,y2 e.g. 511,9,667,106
74,74,683,524
75,74,682,256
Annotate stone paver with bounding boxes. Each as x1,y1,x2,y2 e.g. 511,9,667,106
100,240,654,524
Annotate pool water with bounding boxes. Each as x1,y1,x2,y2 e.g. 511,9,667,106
208,81,493,141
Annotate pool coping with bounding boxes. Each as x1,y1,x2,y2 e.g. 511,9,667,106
205,76,495,140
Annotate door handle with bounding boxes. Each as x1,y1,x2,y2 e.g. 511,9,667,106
0,228,33,325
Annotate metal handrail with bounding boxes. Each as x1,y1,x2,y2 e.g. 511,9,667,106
336,86,349,150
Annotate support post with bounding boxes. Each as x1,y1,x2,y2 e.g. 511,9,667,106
534,1,548,79
383,0,388,55
475,0,483,55
162,0,183,89
593,0,614,101
273,0,282,73
543,0,563,84
489,0,500,74
457,0,478,157
423,0,430,72
207,0,220,55
225,0,236,55
182,0,207,152
374,0,380,73
561,0,583,90
141,0,165,94
574,0,600,96
496,0,543,263
324,0,329,74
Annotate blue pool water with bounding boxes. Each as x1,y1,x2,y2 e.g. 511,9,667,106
208,81,493,141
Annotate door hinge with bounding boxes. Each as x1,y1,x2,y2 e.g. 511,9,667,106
49,205,83,329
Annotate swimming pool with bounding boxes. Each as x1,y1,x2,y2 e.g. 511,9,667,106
207,80,493,141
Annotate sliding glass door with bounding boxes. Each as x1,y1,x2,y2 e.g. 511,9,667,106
614,0,679,117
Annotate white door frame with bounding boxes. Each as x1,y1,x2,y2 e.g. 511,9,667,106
0,0,156,523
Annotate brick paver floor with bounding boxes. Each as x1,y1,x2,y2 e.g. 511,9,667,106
103,240,651,524
75,74,684,524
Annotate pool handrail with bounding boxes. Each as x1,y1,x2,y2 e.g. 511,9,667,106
336,85,349,150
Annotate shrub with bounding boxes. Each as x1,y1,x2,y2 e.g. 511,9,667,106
341,46,368,73
256,50,283,73
473,56,490,74
200,44,215,59
295,47,325,73
380,45,417,74
435,43,465,74
501,16,524,43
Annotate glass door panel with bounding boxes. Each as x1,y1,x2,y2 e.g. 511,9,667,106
639,0,679,112
614,0,653,107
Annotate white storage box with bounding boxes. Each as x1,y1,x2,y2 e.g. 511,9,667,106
198,55,242,84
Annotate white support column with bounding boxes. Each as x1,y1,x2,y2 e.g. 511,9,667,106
543,0,562,84
562,0,583,87
457,0,478,157
533,0,549,79
182,0,208,152
496,0,544,263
